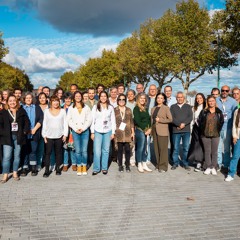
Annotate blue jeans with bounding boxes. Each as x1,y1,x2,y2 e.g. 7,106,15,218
72,129,89,166
172,132,190,167
63,149,77,166
2,135,21,174
228,139,240,177
23,139,38,168
135,128,147,163
218,128,232,168
93,131,112,172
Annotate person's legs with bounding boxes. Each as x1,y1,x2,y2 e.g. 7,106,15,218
228,139,240,178
101,131,112,171
223,128,232,168
152,126,160,168
181,132,190,167
159,136,169,171
12,135,21,173
117,142,124,167
202,137,212,169
36,137,44,169
79,129,89,166
211,137,220,169
72,130,81,166
124,143,131,168
2,145,13,174
29,140,38,167
44,138,54,170
54,138,63,169
135,128,146,163
217,129,224,167
93,131,103,172
172,133,181,167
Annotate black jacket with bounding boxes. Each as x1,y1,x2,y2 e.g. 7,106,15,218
198,107,224,137
0,108,30,146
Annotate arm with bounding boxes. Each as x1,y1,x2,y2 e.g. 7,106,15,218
82,106,93,132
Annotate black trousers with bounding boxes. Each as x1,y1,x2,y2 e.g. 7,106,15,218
117,142,130,167
45,138,63,169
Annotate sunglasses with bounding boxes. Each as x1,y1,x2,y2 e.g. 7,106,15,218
118,98,126,101
221,89,229,92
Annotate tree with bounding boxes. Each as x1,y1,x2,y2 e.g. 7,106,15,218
57,71,75,91
0,32,8,62
0,62,33,91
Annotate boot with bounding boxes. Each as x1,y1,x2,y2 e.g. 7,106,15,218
43,167,50,178
82,165,87,176
31,165,38,176
56,166,61,175
138,162,144,173
142,162,152,172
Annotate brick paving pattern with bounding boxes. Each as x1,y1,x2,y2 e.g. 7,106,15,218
1,164,240,240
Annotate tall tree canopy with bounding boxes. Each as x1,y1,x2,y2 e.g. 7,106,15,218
0,32,8,61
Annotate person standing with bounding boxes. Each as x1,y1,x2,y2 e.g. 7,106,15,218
216,85,238,170
170,92,192,170
91,91,116,175
85,88,98,110
198,96,224,175
164,85,177,107
211,88,220,99
109,87,118,108
94,84,105,101
42,95,68,177
133,93,152,173
67,91,92,176
0,95,30,183
114,94,134,172
151,93,172,172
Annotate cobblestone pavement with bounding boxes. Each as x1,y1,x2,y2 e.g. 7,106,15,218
1,163,240,240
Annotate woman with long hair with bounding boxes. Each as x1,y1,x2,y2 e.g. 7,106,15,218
91,91,116,175
42,95,68,177
0,95,30,183
198,96,224,175
151,92,172,172
114,94,134,172
67,91,92,175
188,93,206,171
133,93,152,173
225,108,240,181
21,92,43,176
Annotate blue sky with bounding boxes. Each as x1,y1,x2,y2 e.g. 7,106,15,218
0,0,238,94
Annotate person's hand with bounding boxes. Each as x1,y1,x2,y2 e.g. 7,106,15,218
44,137,47,143
131,133,135,141
179,123,185,129
233,138,238,145
145,129,151,135
155,117,160,123
31,128,36,135
76,129,83,134
111,134,115,140
62,136,67,142
91,133,94,141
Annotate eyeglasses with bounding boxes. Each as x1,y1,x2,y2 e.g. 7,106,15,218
221,89,229,92
118,99,126,101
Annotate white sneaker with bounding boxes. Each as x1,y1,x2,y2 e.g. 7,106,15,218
225,175,234,182
211,168,217,175
146,160,151,165
204,168,211,175
142,162,152,172
138,162,144,173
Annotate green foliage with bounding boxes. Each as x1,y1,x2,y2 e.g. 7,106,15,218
0,32,8,61
0,62,33,91
57,71,75,91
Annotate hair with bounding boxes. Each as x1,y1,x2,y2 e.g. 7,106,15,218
194,93,206,111
211,87,220,94
232,87,240,93
117,83,125,89
155,92,167,106
82,91,88,96
70,84,78,89
23,92,34,104
14,88,22,93
164,85,172,91
72,91,85,108
97,91,110,112
88,87,95,92
236,109,240,128
38,92,48,103
205,95,216,109
96,84,105,90
63,92,72,100
2,90,9,99
136,93,148,112
49,95,60,109
117,94,126,105
53,87,64,97
4,94,20,110
176,91,184,97
127,89,136,96
42,86,50,91
110,87,117,92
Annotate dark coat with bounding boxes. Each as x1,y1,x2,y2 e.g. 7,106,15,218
0,108,30,146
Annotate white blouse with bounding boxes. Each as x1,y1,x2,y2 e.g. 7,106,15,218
42,109,68,139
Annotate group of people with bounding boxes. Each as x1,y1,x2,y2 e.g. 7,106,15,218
0,83,239,183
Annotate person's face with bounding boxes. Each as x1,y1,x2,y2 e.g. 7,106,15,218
176,93,184,104
110,89,117,99
136,84,144,94
57,90,63,99
8,96,17,109
74,93,82,103
70,85,77,93
164,87,172,98
64,98,72,107
83,93,88,102
149,86,157,97
118,96,126,107
14,90,22,100
196,95,204,105
211,90,220,98
100,93,107,103
139,95,146,105
232,89,240,101
51,100,60,109
156,94,164,105
39,94,47,105
2,91,8,100
127,91,135,102
97,86,104,94
208,98,216,108
38,86,43,94
25,95,33,105
88,89,95,100
221,86,230,98
43,88,50,97
118,86,125,94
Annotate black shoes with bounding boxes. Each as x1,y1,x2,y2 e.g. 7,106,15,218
92,171,99,175
119,166,124,172
31,166,38,176
126,166,131,172
171,165,178,170
21,168,28,177
43,171,50,178
56,167,61,175
184,166,191,171
102,170,108,175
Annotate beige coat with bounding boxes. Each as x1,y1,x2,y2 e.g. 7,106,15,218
151,105,173,136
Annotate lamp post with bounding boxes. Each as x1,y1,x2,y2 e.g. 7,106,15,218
217,32,221,89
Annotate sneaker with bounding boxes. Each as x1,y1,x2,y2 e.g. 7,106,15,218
194,163,201,172
130,162,136,167
62,166,68,172
211,168,217,175
146,160,151,165
171,165,178,170
204,168,211,175
158,169,166,173
126,166,131,172
82,166,87,176
72,165,77,171
77,166,82,176
225,175,234,182
118,166,124,172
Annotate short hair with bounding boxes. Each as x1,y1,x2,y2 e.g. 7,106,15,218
164,85,172,91
82,91,88,96
211,88,220,94
96,84,105,90
70,84,78,89
117,83,125,89
110,87,117,92
23,92,34,103
42,86,50,91
176,91,184,97
88,87,95,92
49,95,60,108
63,92,72,100
127,89,136,96
117,93,127,104
232,87,239,93
14,88,22,93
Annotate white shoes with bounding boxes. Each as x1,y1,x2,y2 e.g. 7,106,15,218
211,168,217,175
146,160,151,165
142,162,152,172
225,175,234,182
204,168,211,175
138,162,144,173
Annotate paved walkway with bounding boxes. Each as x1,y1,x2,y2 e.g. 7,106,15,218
1,164,240,240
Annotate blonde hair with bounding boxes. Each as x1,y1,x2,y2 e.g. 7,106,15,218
4,95,20,111
136,93,148,112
